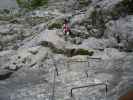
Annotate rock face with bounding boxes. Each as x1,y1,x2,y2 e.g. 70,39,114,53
0,0,133,100
105,15,133,50
0,69,13,80
0,0,18,9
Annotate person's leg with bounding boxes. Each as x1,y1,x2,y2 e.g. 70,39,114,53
66,31,69,36
64,31,67,41
69,30,72,36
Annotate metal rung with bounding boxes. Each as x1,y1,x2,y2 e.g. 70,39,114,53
87,57,102,60
70,83,107,97
68,57,102,63
67,58,102,78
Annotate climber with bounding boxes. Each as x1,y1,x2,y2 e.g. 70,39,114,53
116,35,121,43
63,19,71,36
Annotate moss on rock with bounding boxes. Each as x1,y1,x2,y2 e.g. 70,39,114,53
0,16,14,21
40,40,94,57
25,17,49,26
89,9,106,38
79,0,92,7
65,48,94,57
52,48,64,54
48,20,64,30
16,0,48,10
110,0,133,20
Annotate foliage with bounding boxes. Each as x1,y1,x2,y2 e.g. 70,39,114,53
90,9,106,37
65,48,94,57
79,0,92,6
111,0,133,19
75,49,94,56
48,23,62,29
117,0,133,14
48,20,64,30
25,17,49,26
16,0,48,10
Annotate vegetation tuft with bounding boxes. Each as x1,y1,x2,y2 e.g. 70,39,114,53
111,0,133,20
16,0,48,10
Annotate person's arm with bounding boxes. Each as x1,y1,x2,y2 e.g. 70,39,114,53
62,24,65,33
62,24,65,30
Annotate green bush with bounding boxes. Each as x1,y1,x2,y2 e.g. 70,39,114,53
76,49,94,56
117,0,133,14
65,48,94,57
30,0,48,9
90,9,97,26
90,9,106,37
79,0,92,6
111,0,133,19
16,0,48,10
48,20,64,30
25,17,49,26
48,23,62,29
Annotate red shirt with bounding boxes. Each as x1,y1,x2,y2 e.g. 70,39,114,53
63,24,70,33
